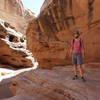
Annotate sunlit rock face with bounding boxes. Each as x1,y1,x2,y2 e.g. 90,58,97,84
24,8,35,22
26,0,100,68
0,19,37,69
0,0,34,34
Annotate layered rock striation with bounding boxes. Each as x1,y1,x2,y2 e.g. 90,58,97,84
3,63,100,100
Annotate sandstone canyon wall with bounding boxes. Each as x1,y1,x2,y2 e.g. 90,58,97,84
0,0,34,34
26,0,100,68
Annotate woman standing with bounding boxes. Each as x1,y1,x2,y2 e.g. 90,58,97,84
70,30,86,82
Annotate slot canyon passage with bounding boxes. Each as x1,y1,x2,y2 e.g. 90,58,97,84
0,0,100,100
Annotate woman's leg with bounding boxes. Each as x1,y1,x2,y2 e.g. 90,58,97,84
73,64,78,80
78,65,84,77
73,64,77,76
78,65,86,82
77,54,84,77
72,54,77,75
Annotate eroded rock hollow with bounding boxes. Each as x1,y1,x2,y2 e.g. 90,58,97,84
0,19,37,69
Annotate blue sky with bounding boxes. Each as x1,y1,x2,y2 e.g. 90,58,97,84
22,0,45,16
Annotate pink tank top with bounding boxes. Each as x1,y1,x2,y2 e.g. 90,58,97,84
71,38,84,54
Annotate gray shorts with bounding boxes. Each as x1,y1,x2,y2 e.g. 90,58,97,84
72,53,82,65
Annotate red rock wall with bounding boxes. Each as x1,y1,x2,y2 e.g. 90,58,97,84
26,0,100,68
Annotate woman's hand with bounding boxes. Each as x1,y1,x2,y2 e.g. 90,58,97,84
82,51,85,58
69,49,72,57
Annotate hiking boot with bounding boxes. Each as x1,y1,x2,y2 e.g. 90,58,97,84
73,75,78,80
81,77,86,82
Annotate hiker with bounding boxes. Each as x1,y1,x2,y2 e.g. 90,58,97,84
70,30,86,82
